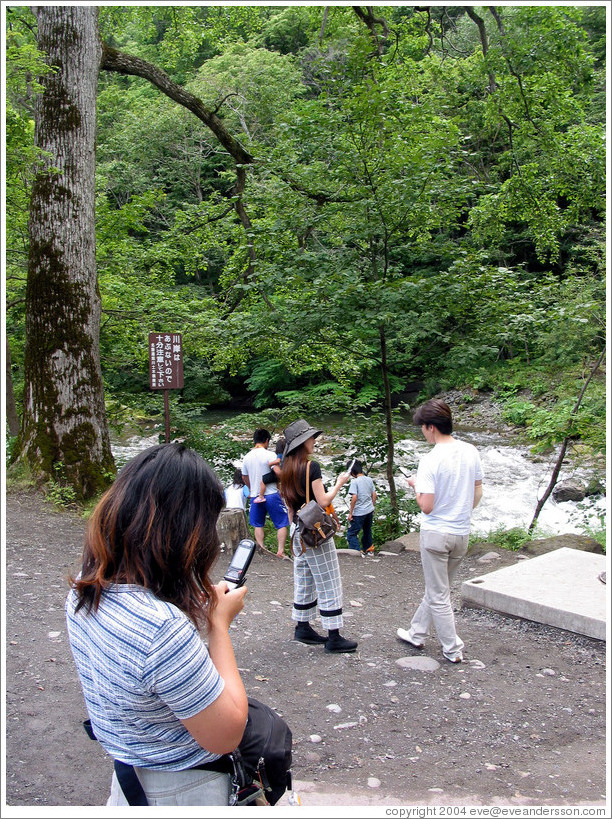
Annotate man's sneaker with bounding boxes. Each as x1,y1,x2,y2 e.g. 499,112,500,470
325,634,358,653
443,652,463,664
294,622,327,645
366,546,375,554
396,628,424,649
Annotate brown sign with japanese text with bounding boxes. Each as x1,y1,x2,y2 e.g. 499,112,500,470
149,333,184,390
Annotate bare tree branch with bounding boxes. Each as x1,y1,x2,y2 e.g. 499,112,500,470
486,6,541,133
319,6,329,45
528,349,606,533
212,92,240,116
100,43,278,314
101,44,253,166
414,7,434,55
464,6,497,93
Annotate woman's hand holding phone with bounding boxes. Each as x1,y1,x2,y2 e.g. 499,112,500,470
210,582,247,630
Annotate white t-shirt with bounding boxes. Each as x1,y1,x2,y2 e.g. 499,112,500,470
415,439,483,535
224,483,248,510
241,446,278,498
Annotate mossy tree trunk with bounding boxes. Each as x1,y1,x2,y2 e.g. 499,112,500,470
19,6,115,499
5,338,20,437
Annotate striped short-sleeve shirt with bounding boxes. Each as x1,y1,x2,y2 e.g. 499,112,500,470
65,584,225,770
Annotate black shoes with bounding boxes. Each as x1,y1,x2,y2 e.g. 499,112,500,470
324,633,358,653
294,622,327,645
294,623,358,652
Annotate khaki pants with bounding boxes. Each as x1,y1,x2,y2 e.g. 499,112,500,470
409,529,469,661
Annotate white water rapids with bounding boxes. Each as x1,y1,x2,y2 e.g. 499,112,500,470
395,431,606,538
110,427,606,539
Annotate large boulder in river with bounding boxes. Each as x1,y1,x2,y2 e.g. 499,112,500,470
521,534,603,556
552,479,586,502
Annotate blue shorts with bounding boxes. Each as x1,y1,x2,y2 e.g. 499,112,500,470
249,492,289,529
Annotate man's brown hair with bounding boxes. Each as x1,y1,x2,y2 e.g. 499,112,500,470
413,399,453,435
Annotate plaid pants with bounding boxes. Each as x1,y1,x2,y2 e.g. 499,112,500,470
292,532,343,630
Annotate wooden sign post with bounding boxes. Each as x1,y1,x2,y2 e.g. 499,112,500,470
148,333,184,443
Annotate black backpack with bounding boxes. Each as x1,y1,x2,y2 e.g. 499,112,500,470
232,697,293,806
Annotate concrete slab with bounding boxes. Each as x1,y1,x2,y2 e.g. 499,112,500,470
461,547,607,640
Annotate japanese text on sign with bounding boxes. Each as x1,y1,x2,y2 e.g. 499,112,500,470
149,333,184,390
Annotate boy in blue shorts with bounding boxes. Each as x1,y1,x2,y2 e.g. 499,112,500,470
242,429,290,558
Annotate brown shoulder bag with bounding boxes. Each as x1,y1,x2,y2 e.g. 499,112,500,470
294,461,338,553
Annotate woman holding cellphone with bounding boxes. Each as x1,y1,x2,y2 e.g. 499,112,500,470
65,443,248,805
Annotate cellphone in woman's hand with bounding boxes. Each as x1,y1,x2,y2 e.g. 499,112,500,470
224,538,256,591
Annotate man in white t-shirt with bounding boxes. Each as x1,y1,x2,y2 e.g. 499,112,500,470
397,399,483,663
241,429,289,558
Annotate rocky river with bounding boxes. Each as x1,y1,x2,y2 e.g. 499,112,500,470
110,411,606,540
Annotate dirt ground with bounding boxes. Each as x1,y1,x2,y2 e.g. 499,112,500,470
3,489,608,810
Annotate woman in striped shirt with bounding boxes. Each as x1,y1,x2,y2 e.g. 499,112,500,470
66,443,248,805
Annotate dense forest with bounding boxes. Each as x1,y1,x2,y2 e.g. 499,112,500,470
4,5,606,510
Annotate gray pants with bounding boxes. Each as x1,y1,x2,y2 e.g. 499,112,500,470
292,532,344,630
107,767,232,806
408,529,468,661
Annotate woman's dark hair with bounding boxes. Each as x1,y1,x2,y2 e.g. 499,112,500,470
413,399,453,435
280,443,309,510
232,467,244,487
275,437,286,456
71,444,225,629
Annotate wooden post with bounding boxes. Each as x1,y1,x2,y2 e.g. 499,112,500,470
164,390,171,443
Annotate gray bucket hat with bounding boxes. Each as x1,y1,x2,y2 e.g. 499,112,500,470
283,419,322,457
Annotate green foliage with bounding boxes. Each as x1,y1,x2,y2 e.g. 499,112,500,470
45,463,78,509
170,410,288,486
245,359,295,408
471,527,532,552
501,398,535,428
580,516,606,554
5,435,19,467
5,3,606,473
496,363,606,453
175,423,246,486
370,491,420,548
276,382,353,415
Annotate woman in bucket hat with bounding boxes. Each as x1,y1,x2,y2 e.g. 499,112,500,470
280,419,358,653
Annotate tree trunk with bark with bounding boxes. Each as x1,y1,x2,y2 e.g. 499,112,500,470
379,324,398,516
5,338,21,437
19,6,115,498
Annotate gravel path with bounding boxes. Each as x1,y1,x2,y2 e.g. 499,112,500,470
4,490,607,809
